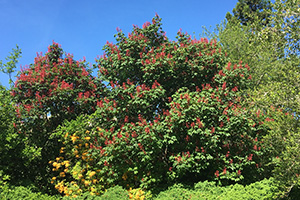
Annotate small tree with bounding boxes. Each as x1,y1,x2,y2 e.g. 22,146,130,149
12,42,106,191
0,45,22,87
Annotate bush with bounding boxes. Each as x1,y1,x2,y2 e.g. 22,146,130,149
263,106,300,198
0,185,60,200
155,178,276,200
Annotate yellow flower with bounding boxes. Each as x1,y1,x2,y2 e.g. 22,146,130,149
64,161,70,168
89,171,96,178
52,177,57,180
73,150,79,155
82,152,88,156
84,180,91,186
56,163,61,169
64,132,69,138
122,173,127,180
92,179,98,184
71,134,78,143
59,172,65,177
85,136,91,141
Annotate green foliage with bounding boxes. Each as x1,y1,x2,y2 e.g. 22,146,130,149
263,107,300,198
0,179,279,200
207,0,300,197
0,185,59,200
0,45,22,86
0,85,31,185
100,186,129,200
155,178,276,200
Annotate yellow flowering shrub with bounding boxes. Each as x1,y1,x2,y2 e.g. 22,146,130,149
50,125,105,197
128,188,152,200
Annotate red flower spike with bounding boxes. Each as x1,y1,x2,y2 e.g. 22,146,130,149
248,154,253,161
185,135,190,142
222,82,226,90
215,170,219,178
145,127,150,133
219,121,224,128
226,151,230,158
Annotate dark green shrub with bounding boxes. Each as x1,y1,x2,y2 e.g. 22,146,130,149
0,185,60,200
99,186,129,200
155,178,276,200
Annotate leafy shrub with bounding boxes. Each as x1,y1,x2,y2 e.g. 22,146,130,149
0,185,60,200
263,106,300,198
155,178,276,200
99,186,129,200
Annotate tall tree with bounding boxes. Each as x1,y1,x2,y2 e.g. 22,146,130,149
210,0,300,197
226,0,272,27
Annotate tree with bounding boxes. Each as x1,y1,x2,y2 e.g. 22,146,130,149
208,0,300,197
226,0,272,27
50,16,272,196
0,45,22,87
0,85,28,185
12,42,106,192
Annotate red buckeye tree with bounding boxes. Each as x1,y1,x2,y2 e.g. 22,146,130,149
51,15,272,196
12,42,106,190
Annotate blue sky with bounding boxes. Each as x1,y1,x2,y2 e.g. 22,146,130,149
0,0,238,88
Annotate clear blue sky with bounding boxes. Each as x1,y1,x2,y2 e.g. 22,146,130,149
0,0,238,88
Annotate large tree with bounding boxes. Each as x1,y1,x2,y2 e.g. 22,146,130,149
226,0,272,27
209,0,300,197
50,16,272,196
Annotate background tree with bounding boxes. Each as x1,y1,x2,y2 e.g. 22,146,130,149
204,0,300,197
0,45,22,87
225,0,272,27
